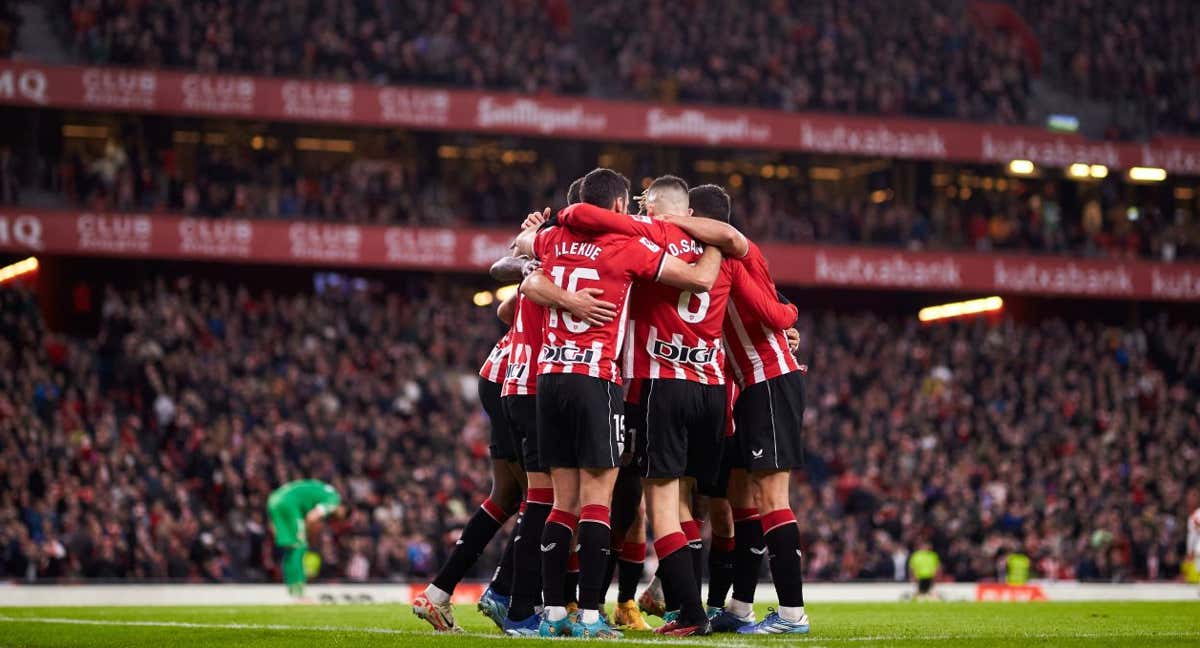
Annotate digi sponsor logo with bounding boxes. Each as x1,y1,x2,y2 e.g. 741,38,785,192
505,363,529,380
178,219,253,257
651,339,717,365
539,344,597,365
476,96,607,134
288,223,361,262
182,75,256,114
0,214,44,250
384,228,458,266
0,67,48,105
281,81,354,121
646,108,770,145
82,68,157,110
77,214,153,254
378,88,450,126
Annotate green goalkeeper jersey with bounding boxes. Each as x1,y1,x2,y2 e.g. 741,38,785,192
267,480,341,548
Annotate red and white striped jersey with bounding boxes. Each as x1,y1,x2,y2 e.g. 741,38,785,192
502,293,545,397
479,328,512,383
560,202,733,385
532,223,667,384
723,241,800,387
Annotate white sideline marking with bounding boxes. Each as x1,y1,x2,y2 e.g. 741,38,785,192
1,615,1198,644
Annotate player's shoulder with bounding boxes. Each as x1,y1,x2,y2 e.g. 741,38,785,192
742,239,765,262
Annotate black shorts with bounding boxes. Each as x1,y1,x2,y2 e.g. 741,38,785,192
503,394,544,473
609,464,644,534
632,379,726,493
480,376,518,461
734,370,806,471
536,373,624,470
709,434,742,498
917,578,933,594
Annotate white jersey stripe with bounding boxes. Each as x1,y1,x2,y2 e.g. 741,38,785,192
623,319,637,379
762,324,790,375
647,324,662,379
588,341,604,377
671,333,686,379
727,302,766,384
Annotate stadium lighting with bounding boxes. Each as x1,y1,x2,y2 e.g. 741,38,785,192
918,296,1003,323
1007,160,1035,175
1128,166,1167,182
0,256,38,284
1090,164,1108,178
1068,163,1090,179
472,290,494,307
494,284,519,302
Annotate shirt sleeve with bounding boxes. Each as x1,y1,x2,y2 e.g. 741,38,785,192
559,203,670,245
621,234,668,282
532,226,555,260
729,261,798,330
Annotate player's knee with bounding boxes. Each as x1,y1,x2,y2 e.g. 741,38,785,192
709,498,734,537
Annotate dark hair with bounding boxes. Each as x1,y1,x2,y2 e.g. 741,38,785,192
688,184,732,222
647,174,689,195
566,177,583,205
579,168,630,209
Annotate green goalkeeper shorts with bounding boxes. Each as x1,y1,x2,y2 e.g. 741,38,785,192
267,493,305,548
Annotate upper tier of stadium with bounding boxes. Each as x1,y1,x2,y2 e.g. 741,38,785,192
9,0,1190,137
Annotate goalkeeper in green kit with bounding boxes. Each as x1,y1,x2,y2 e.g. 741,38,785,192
267,480,346,599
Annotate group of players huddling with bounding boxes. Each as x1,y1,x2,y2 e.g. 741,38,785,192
412,168,810,637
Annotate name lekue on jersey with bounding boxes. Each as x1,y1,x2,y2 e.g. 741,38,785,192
553,241,602,261
551,236,663,261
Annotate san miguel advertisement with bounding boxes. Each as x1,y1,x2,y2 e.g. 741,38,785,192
1,61,1199,173
3,210,1199,302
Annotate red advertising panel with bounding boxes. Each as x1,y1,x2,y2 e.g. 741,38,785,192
1,61,1199,174
3,209,1198,301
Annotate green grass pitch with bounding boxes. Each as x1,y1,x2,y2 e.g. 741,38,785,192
1,601,1198,647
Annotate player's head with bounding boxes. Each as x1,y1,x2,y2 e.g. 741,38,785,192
566,177,583,205
644,174,690,219
688,184,732,223
580,167,631,213
331,505,348,520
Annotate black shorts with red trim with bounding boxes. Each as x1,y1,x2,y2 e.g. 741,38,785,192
479,376,518,461
631,378,726,494
536,373,624,470
502,394,544,473
734,370,806,471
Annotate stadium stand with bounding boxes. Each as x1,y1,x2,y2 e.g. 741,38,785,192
40,0,1199,136
2,279,1196,583
5,133,1196,260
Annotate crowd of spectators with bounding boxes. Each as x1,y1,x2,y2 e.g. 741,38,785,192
584,0,1030,123
55,0,585,95
0,0,18,58
1015,0,1200,137
52,0,1027,125
1,277,507,582
15,132,1198,261
2,277,1198,583
44,1,1200,137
